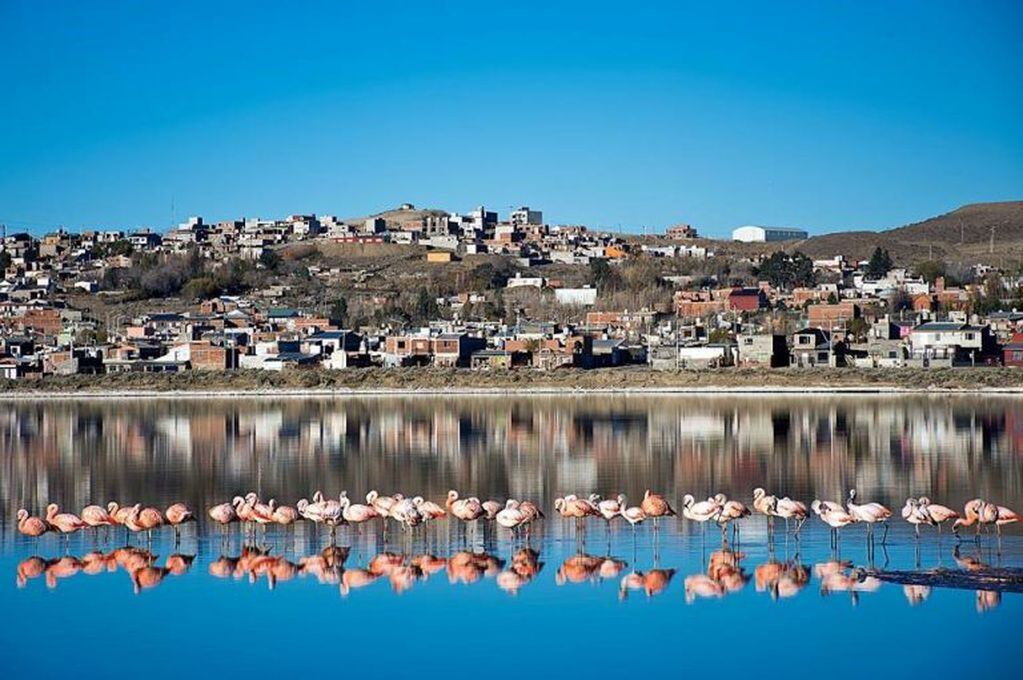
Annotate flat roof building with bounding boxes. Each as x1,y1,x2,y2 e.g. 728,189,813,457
732,225,808,242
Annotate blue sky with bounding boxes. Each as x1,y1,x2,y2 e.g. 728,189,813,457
1,1,1021,237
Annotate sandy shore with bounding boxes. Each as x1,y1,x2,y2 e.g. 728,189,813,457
3,385,1023,400
4,367,1023,398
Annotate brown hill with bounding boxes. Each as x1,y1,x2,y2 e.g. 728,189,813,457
795,201,1023,265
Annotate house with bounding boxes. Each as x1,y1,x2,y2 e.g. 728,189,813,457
506,273,545,289
665,224,698,239
657,343,734,369
383,334,433,366
727,288,768,312
432,333,486,368
426,251,454,263
807,302,860,326
1004,332,1023,367
470,349,524,370
735,333,789,368
907,322,993,367
790,328,845,367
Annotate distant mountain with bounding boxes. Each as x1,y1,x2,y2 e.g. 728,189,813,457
795,201,1023,264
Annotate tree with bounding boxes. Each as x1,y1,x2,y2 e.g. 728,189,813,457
756,251,816,289
0,251,10,271
847,317,869,342
915,260,945,284
411,287,439,324
329,297,349,327
708,328,731,343
183,276,221,300
887,289,912,315
865,247,893,278
589,258,622,291
469,261,513,290
259,248,281,271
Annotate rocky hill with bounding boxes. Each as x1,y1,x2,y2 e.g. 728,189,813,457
796,201,1023,264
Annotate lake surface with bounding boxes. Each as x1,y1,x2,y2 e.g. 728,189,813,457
1,394,1021,679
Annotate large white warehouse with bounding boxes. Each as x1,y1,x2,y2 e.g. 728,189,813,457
732,225,809,242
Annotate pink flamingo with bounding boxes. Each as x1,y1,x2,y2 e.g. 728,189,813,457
16,509,49,537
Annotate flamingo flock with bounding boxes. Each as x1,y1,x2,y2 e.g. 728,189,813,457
14,489,1019,548
16,502,195,545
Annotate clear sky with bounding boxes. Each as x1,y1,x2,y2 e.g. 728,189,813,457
1,1,1021,237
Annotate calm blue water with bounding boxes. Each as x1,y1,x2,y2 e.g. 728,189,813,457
1,395,1021,679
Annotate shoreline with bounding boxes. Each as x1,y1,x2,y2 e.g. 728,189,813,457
5,367,1023,399
4,385,1023,399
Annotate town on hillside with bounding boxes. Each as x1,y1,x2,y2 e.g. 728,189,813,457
1,203,1021,380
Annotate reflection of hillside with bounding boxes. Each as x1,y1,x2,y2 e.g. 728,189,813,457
1,396,1020,525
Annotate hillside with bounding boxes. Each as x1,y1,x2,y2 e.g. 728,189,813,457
795,201,1023,264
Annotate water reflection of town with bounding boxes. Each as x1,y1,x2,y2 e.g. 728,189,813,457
15,537,1009,612
2,396,1023,523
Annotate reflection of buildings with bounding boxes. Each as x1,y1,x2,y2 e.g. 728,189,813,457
1,396,1021,528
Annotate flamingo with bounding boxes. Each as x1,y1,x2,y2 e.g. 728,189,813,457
319,494,346,538
812,499,845,515
106,501,135,528
681,494,720,533
16,509,49,537
640,490,676,531
620,500,646,534
813,500,857,548
847,489,892,542
772,497,808,535
81,504,114,533
517,500,544,524
270,500,300,527
414,497,447,521
447,491,485,524
207,501,238,531
901,498,934,538
918,497,958,533
164,503,195,541
597,493,625,532
391,497,423,531
340,497,380,530
954,499,989,537
496,500,529,537
752,488,778,529
554,495,599,533
369,490,401,521
482,499,502,521
125,504,164,543
45,503,87,544
994,504,1020,534
712,493,751,538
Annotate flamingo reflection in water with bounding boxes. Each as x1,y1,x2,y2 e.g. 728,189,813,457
754,555,810,601
816,560,882,606
497,547,544,595
619,566,676,601
16,547,194,593
684,540,748,604
951,544,1004,612
903,584,931,606
556,553,628,587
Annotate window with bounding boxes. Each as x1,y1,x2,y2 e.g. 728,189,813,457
965,333,975,341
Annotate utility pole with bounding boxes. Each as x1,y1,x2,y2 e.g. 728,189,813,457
990,225,996,255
